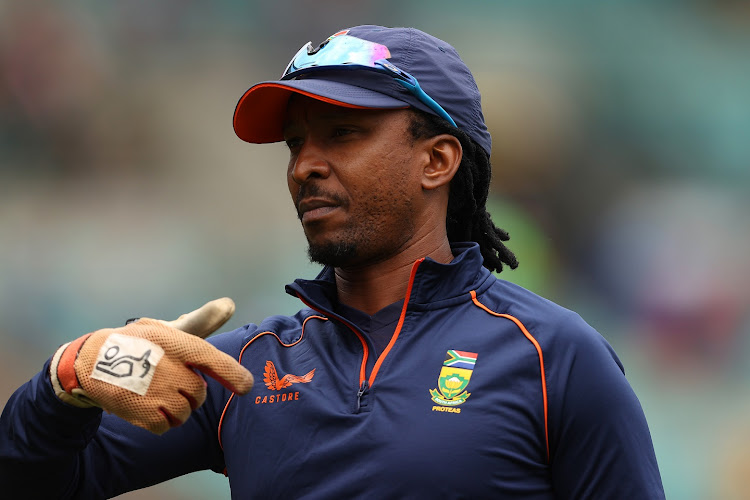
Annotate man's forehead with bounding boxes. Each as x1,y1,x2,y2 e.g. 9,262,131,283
282,95,396,130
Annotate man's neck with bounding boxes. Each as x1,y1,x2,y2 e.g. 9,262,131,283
333,239,454,315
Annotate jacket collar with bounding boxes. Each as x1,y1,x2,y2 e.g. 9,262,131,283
285,242,494,313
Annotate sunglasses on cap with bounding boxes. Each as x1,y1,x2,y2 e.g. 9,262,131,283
282,34,457,127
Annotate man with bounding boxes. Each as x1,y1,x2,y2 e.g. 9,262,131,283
0,25,665,498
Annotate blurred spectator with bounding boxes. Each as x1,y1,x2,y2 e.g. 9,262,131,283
0,1,107,175
591,182,750,375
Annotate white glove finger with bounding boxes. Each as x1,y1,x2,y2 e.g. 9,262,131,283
162,297,236,338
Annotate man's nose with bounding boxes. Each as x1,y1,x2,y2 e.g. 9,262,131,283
289,139,330,185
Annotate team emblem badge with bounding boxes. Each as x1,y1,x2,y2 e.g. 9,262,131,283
430,350,478,407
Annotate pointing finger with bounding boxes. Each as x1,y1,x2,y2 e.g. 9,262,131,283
163,297,236,338
132,319,254,394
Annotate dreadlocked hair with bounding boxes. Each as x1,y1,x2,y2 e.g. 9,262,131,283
408,109,518,273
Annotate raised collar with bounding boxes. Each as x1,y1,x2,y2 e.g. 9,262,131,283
285,242,494,314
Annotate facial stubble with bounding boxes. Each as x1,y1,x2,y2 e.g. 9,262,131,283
302,190,415,268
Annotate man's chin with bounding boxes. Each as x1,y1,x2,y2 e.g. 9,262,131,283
307,241,357,267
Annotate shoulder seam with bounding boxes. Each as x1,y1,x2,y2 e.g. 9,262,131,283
469,290,550,463
217,314,328,450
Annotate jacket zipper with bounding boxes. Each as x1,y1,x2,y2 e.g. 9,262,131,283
356,380,368,412
297,258,424,412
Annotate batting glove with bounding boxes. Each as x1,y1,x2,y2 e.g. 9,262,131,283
49,298,254,435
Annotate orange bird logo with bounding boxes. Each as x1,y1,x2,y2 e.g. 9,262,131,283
263,361,316,391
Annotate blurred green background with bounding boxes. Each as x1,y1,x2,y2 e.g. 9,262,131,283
2,1,749,498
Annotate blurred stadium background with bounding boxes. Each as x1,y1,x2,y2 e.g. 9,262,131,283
1,1,749,498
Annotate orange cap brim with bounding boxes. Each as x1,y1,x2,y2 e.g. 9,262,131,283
233,81,409,144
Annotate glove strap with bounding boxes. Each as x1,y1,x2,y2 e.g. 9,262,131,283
56,333,91,393
50,333,98,408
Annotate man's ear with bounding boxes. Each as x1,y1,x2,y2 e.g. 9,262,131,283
421,134,462,191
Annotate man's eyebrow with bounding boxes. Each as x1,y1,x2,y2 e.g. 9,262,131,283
315,109,367,121
283,109,372,134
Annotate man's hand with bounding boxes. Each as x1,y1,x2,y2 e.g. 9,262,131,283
49,298,254,434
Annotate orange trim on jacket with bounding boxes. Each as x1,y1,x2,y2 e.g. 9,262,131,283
294,258,424,393
470,290,550,462
368,258,423,387
217,314,327,450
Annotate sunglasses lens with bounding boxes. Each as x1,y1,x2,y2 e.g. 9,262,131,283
284,36,391,77
281,34,456,127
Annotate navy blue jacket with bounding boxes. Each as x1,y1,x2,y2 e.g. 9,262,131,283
1,243,665,498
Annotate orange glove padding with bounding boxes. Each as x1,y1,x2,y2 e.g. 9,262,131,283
49,298,254,435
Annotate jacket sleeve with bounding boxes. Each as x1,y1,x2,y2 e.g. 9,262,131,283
546,314,665,499
0,356,231,499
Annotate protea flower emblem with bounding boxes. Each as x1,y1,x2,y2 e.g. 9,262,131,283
439,374,469,399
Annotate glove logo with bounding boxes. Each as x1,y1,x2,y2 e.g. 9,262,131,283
95,346,153,378
90,333,165,396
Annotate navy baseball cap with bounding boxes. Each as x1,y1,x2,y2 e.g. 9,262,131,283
233,25,492,156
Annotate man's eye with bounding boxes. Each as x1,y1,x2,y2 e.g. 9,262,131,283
333,128,354,138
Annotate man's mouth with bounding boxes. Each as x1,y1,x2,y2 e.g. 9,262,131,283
297,198,340,223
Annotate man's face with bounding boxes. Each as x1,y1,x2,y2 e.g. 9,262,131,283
283,96,425,268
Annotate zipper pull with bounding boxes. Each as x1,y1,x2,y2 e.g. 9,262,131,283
356,380,369,412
